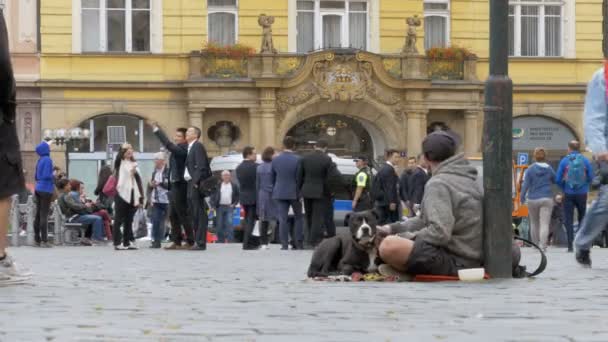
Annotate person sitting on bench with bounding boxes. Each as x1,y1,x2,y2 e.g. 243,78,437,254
56,179,104,246
377,131,483,277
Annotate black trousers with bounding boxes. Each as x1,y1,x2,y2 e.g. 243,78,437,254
376,205,399,225
354,194,373,212
169,181,194,245
304,198,326,247
34,191,53,243
188,181,208,248
324,197,336,238
242,204,257,249
113,195,137,247
259,220,275,246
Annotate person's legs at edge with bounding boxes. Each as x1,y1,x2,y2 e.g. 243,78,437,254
527,199,542,245
574,186,608,266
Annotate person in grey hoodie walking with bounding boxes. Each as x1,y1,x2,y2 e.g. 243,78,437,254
377,131,483,277
520,147,556,251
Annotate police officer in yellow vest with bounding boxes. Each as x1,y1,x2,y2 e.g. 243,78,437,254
352,156,373,212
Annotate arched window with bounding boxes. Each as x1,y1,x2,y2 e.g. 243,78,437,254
74,114,160,153
208,0,238,45
424,0,450,50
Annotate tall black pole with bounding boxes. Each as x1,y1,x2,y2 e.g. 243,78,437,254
483,0,513,278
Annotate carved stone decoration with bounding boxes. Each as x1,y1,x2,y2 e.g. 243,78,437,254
276,86,316,112
207,121,241,148
24,112,32,144
311,55,372,102
258,14,277,54
403,15,422,55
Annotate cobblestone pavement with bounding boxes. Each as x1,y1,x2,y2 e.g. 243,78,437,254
1,243,608,342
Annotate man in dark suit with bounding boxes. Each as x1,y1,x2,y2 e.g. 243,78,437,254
407,155,430,216
399,156,418,217
374,149,400,225
150,122,194,249
184,126,211,251
236,146,259,250
272,136,304,250
299,140,333,248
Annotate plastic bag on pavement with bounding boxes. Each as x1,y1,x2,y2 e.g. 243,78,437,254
134,208,148,239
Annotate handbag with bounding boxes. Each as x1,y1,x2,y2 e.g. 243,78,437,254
134,208,148,239
102,175,118,197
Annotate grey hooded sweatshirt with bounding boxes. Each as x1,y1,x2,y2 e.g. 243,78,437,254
389,153,483,267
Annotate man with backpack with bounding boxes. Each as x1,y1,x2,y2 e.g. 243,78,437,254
556,140,593,252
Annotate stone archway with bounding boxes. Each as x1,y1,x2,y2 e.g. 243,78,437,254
277,97,402,160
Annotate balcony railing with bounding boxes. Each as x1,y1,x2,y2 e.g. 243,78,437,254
188,50,477,82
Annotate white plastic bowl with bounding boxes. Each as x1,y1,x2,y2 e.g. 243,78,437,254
458,268,485,281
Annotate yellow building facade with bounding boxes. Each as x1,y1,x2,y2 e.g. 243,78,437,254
34,0,604,188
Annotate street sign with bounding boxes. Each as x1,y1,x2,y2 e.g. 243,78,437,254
517,152,529,165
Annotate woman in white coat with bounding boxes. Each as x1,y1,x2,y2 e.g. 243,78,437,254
113,143,144,250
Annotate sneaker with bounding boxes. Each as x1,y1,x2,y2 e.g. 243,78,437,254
114,245,127,251
378,264,412,280
0,255,32,285
33,242,41,248
164,243,182,250
576,250,592,268
260,245,270,250
190,244,206,251
41,242,53,248
80,238,93,246
126,244,139,250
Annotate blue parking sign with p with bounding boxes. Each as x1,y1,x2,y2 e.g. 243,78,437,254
517,152,529,165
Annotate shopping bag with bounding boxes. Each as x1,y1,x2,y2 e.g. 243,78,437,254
252,220,260,237
134,208,148,239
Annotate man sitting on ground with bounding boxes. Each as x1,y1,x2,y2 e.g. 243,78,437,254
378,131,483,277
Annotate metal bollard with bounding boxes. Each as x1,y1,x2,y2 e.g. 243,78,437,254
10,195,19,247
25,195,35,246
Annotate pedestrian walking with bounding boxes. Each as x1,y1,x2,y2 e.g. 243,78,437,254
555,140,593,252
257,147,278,249
236,146,259,250
520,147,556,251
0,6,29,284
33,141,55,248
149,152,170,248
574,66,608,267
184,127,212,251
272,136,304,250
151,123,194,250
406,154,430,217
211,170,239,243
299,140,334,248
352,156,373,212
113,143,145,250
374,149,400,225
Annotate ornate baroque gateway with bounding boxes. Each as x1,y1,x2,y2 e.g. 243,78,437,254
276,52,402,115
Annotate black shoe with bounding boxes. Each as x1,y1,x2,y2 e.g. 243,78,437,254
190,244,206,251
567,247,573,253
243,246,260,250
149,243,161,249
576,250,592,268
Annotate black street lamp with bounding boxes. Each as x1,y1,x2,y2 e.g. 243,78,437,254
42,127,90,178
483,0,514,278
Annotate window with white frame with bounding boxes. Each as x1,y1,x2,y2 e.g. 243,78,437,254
508,0,563,57
81,0,151,52
208,0,237,45
424,0,450,50
296,0,368,53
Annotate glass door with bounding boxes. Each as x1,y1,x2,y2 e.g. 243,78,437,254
321,13,343,48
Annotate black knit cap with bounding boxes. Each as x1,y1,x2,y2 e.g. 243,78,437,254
422,130,459,162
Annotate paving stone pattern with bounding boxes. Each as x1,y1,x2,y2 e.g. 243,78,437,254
1,244,608,341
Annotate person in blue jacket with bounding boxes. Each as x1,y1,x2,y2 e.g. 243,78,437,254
34,141,55,247
555,140,593,252
520,147,556,252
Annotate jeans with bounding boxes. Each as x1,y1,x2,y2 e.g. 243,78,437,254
527,198,554,249
73,214,104,241
563,193,588,250
575,186,608,252
34,191,53,243
151,203,168,243
275,199,304,249
216,205,234,243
